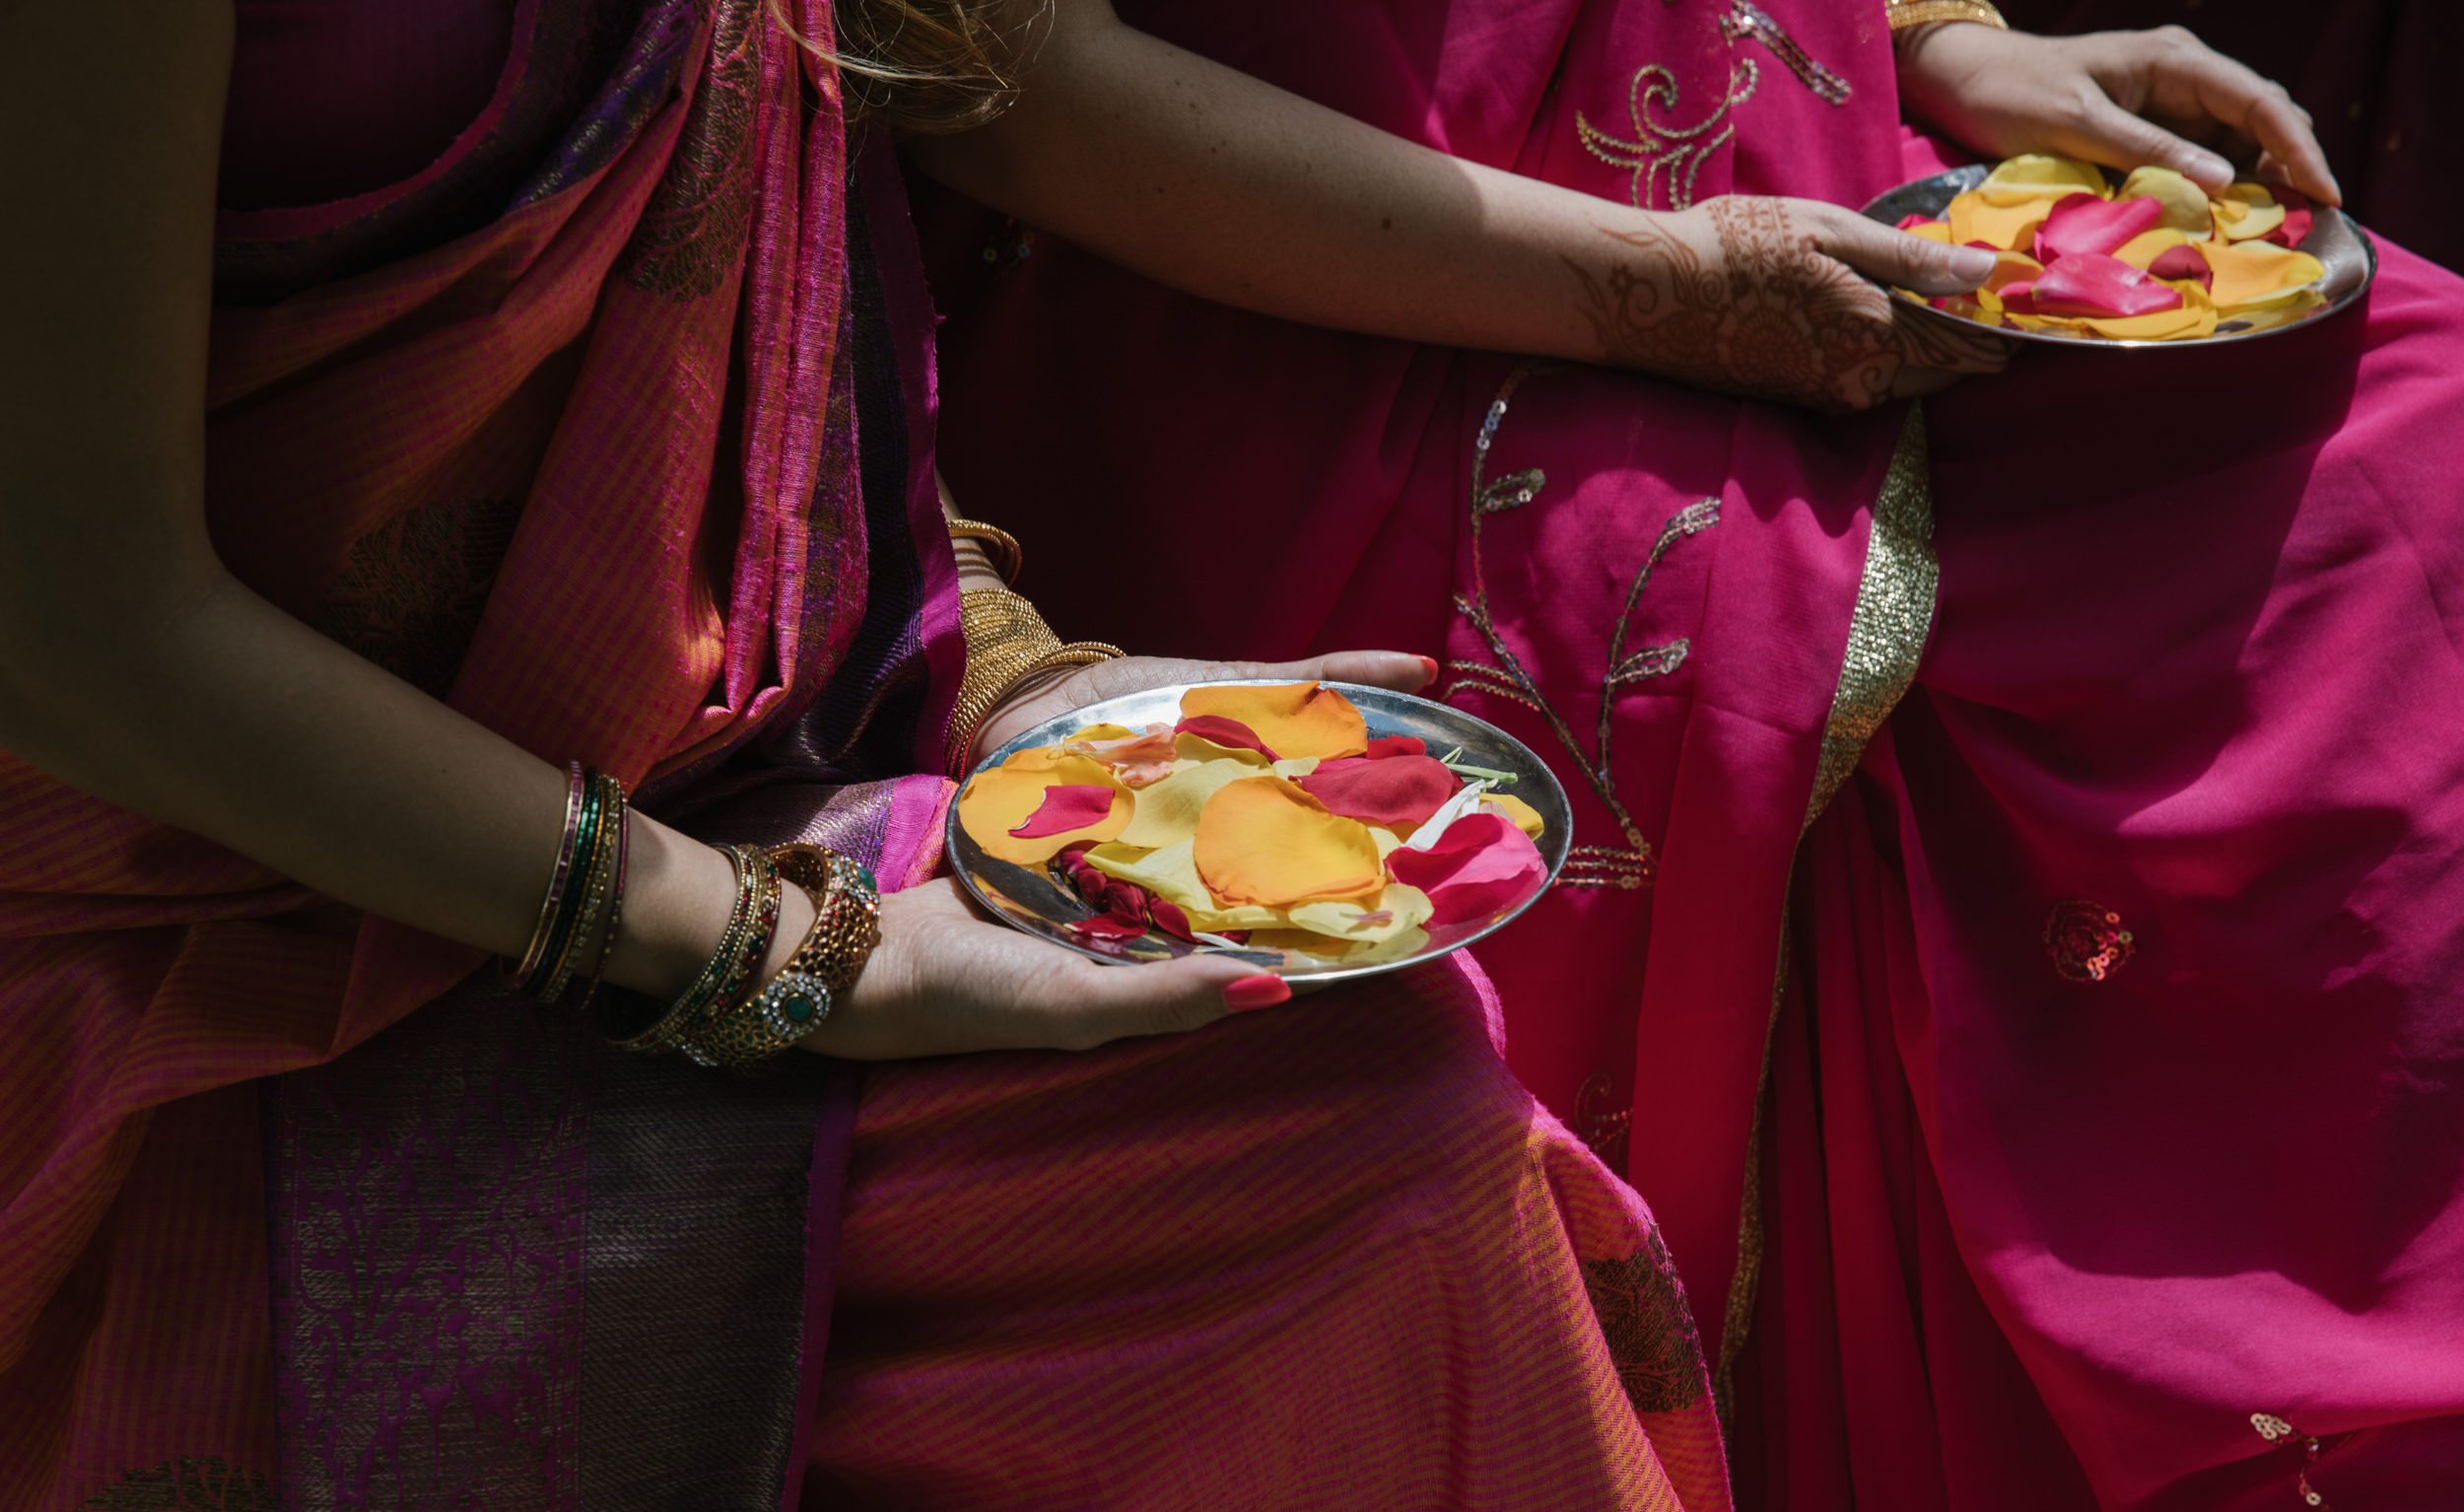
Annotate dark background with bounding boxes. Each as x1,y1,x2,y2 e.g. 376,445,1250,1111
1997,0,2460,269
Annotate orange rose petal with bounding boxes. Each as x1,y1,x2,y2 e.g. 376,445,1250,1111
957,755,1130,864
2198,241,2325,313
1180,682,1369,761
1192,776,1386,907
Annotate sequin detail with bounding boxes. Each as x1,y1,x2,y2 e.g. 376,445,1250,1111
1575,0,1849,210
1444,363,1719,892
2249,1413,2347,1509
1805,406,1939,827
2046,899,2136,983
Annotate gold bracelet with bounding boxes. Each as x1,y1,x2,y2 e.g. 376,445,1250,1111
945,584,1124,778
1886,0,2008,31
684,847,884,1069
605,845,782,1056
947,517,1024,584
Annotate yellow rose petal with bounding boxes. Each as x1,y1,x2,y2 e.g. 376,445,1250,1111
957,756,1130,864
2116,167,2215,241
1481,793,1547,839
1173,731,1275,768
2111,227,2192,270
2224,203,2289,242
2199,241,2324,312
1978,154,2109,205
1193,776,1386,907
1115,759,1265,850
1287,884,1435,944
1949,190,2053,253
1181,682,1369,761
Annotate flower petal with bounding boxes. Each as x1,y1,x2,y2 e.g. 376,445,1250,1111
2034,192,2166,263
1979,154,2109,205
1116,758,1266,850
1294,754,1461,829
957,755,1131,864
1183,682,1369,760
2197,241,2326,313
1009,784,1121,838
1193,776,1386,907
1366,735,1427,759
1947,190,2052,253
2116,166,2215,241
2147,243,2213,289
1286,884,1434,943
1383,811,1547,928
1481,793,1547,839
1174,715,1278,761
2030,252,2184,317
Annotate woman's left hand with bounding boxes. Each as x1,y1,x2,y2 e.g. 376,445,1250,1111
1895,23,2341,207
972,650,1436,766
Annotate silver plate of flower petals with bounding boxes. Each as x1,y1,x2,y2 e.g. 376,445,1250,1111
1859,164,2377,350
946,679,1572,985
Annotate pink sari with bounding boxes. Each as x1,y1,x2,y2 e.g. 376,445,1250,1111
3,1,1727,1505
921,0,2464,1503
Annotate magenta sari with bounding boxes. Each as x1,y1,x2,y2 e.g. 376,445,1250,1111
921,0,2464,1504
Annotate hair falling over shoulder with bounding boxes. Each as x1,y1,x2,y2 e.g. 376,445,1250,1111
770,0,1051,134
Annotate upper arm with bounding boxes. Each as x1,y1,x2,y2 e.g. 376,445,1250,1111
0,1,236,644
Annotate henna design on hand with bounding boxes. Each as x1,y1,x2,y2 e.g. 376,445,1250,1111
1565,196,2008,412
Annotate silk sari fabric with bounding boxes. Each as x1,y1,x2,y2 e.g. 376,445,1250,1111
920,0,2464,1504
3,0,1728,1505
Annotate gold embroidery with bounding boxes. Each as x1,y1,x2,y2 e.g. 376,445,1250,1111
620,0,763,302
78,1458,273,1511
1803,405,1938,827
1576,0,1850,211
1716,403,1939,1427
1582,1227,1711,1416
1443,362,1720,892
2253,1412,2297,1442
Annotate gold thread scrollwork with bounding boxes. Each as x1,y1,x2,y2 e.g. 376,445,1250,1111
1444,362,1720,892
1575,0,1850,211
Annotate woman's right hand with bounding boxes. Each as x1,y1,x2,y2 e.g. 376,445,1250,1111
1573,195,2015,412
798,877,1282,1060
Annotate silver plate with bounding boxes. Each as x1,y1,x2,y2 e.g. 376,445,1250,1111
1859,164,2377,350
946,679,1572,985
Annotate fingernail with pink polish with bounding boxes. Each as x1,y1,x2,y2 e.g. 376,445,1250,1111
1413,654,1441,687
1223,974,1291,1012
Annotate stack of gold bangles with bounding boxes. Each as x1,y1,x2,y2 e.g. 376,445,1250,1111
943,516,1124,777
507,762,631,1005
1884,0,2006,31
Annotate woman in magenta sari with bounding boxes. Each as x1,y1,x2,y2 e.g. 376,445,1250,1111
907,0,2464,1504
0,1,1731,1508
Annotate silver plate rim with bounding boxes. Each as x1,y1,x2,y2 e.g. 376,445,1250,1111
944,678,1572,985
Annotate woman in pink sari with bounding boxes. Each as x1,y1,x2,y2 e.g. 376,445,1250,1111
0,1,1728,1507
907,0,2464,1505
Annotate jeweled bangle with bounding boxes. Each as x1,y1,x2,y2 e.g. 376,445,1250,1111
606,845,782,1055
683,846,883,1070
1885,0,2007,31
574,790,632,1008
508,762,587,986
947,517,1024,584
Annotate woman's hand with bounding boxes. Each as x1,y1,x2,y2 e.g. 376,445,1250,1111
790,648,1433,1060
1571,196,2013,412
1896,24,2341,206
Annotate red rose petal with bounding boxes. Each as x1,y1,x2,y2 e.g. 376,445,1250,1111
2147,243,2214,290
1896,212,1933,232
2033,191,2166,264
1174,715,1279,761
1148,898,1196,940
1384,811,1547,928
1294,754,1461,828
1008,784,1121,839
1365,735,1427,759
2030,252,2183,317
2266,190,2314,248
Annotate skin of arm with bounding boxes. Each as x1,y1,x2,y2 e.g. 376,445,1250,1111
904,0,2010,411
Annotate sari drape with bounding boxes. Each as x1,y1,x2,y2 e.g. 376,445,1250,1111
921,0,2464,1503
4,0,1734,1505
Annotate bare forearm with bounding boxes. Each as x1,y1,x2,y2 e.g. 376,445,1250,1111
904,5,1649,364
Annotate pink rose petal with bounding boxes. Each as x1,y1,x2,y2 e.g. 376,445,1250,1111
2033,191,2166,264
1007,784,1119,839
1174,715,1279,761
2147,243,2214,290
2030,252,2184,317
1384,810,1546,928
2266,189,2314,248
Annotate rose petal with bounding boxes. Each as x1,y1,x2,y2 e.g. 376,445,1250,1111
2265,188,2314,248
1948,189,2053,253
1181,682,1368,761
2147,243,2214,290
1193,777,1386,908
2030,252,2183,317
1383,811,1547,928
1009,784,1122,839
1286,885,1434,943
1366,735,1427,759
2111,228,2191,270
1173,715,1278,761
2197,241,2326,313
1481,793,1547,839
2116,166,2216,241
1978,154,2109,206
1148,897,1196,940
2034,192,2166,263
1294,754,1460,829
1066,915,1148,941
1900,218,1953,244
1115,758,1266,849
956,756,1131,864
